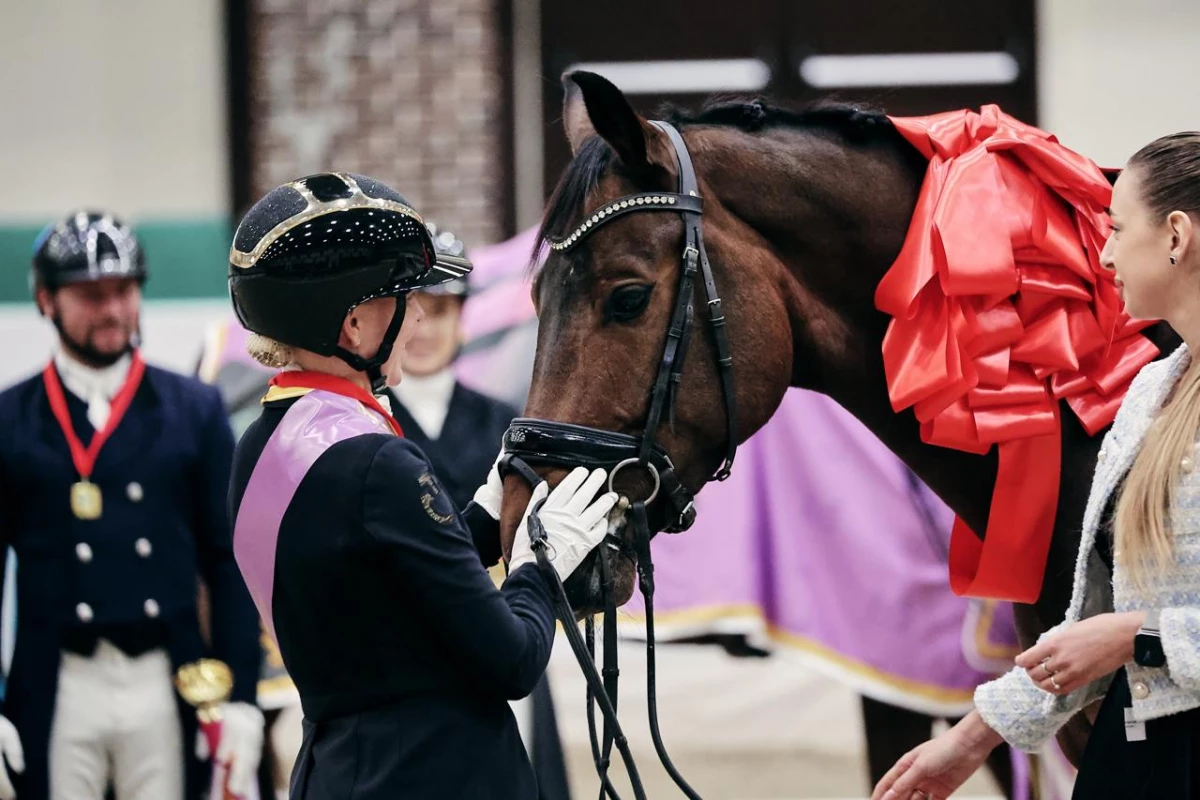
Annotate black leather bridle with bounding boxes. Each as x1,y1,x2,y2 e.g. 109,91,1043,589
501,121,738,800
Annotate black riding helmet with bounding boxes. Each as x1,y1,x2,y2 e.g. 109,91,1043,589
32,211,147,291
420,222,471,298
228,172,472,389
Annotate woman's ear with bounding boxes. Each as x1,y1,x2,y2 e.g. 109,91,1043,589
339,308,363,351
1167,209,1196,266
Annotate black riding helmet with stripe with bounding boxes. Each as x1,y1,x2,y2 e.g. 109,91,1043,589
32,211,147,290
31,211,148,367
228,172,471,389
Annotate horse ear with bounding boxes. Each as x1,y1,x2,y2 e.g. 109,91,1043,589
562,71,651,168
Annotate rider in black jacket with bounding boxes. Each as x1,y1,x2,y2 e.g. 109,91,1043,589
226,172,615,799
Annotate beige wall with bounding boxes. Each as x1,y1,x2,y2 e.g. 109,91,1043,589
2,0,1195,222
1037,0,1200,169
0,0,227,220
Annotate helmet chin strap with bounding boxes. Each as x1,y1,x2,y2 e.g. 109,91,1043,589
334,297,407,395
365,365,387,395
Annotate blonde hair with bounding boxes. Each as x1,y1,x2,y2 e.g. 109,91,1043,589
1114,361,1200,587
1113,132,1200,588
246,333,293,369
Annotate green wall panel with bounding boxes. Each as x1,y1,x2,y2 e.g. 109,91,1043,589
0,217,232,303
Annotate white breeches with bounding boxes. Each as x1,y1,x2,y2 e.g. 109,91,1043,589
49,640,183,800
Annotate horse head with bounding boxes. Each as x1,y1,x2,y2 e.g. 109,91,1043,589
497,71,930,615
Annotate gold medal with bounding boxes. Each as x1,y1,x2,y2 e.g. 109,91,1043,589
70,480,102,520
43,352,146,525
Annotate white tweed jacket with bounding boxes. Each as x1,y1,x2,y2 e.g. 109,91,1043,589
974,343,1200,753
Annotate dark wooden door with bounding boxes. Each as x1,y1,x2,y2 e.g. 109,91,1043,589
540,0,1036,197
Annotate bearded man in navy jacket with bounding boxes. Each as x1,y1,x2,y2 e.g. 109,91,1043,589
0,212,262,799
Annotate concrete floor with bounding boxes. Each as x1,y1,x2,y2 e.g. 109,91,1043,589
265,634,1030,799
546,637,1010,800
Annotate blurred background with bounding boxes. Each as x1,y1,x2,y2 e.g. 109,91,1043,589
0,0,1196,377
1,1,1197,798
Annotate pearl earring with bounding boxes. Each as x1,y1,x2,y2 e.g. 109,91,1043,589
1171,256,1178,265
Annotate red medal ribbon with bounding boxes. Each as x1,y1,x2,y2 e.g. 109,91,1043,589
879,106,1160,602
43,351,147,481
269,370,403,437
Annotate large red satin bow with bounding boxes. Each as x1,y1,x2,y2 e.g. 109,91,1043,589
879,106,1159,603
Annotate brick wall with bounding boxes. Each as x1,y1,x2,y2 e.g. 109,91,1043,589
247,0,508,246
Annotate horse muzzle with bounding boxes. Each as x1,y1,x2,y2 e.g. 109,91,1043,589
500,417,697,534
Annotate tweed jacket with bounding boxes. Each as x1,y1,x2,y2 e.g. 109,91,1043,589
975,343,1200,752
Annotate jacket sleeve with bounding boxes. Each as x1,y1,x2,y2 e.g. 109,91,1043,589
1159,607,1200,693
459,392,515,568
461,501,502,567
362,438,554,700
191,385,262,705
973,622,1113,752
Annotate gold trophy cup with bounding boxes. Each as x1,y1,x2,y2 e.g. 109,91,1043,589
175,659,238,799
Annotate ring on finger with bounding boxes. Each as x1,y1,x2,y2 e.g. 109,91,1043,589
1040,656,1055,677
1050,675,1062,692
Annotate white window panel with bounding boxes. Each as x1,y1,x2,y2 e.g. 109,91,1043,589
565,58,772,95
799,52,1020,88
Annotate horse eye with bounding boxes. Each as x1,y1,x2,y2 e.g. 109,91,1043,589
606,285,652,323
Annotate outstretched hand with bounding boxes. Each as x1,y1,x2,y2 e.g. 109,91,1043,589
871,711,1002,800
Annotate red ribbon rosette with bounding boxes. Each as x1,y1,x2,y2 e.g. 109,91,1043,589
878,106,1159,602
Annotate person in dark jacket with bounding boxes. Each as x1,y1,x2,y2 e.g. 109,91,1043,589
0,211,263,799
226,172,616,799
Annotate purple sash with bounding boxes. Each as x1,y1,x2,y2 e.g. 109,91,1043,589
233,390,395,643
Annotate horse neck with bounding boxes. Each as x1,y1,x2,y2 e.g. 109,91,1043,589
697,123,998,533
695,122,1184,630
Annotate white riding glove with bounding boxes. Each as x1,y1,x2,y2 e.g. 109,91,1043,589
0,716,23,800
510,467,618,581
471,447,505,521
195,701,264,798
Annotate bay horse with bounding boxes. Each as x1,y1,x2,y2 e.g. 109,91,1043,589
497,71,1182,769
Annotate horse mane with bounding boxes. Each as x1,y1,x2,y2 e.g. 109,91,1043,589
667,98,895,142
533,99,900,269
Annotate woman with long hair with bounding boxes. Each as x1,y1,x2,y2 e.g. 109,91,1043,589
874,132,1200,799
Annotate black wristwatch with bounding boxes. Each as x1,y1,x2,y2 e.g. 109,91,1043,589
1134,609,1167,668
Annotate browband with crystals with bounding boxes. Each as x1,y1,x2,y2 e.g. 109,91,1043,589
549,193,703,252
